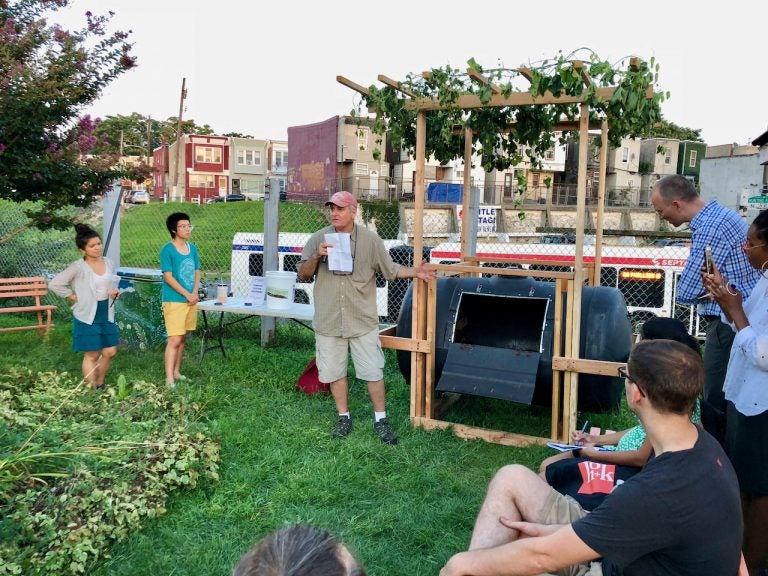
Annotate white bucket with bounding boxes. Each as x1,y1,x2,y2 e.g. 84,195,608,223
265,271,297,309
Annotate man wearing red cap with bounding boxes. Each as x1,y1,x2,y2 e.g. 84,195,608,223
298,191,435,444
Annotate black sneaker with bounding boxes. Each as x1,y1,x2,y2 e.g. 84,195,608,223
331,415,352,439
373,418,398,445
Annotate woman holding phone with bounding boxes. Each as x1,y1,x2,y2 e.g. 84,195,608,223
702,209,768,574
50,224,120,390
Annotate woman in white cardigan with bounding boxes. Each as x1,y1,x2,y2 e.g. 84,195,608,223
702,209,768,574
50,224,120,389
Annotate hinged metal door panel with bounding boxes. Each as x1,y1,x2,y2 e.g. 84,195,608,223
436,342,540,404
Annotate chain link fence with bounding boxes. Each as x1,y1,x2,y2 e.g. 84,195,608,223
2,193,702,336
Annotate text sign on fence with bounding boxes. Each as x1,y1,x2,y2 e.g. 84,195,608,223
455,205,500,235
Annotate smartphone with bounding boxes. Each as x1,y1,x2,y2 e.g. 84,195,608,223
704,246,714,275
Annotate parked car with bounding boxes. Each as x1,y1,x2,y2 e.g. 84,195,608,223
130,190,150,204
652,238,690,247
541,233,576,244
206,194,248,203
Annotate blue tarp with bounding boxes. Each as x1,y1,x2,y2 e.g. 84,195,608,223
427,182,463,203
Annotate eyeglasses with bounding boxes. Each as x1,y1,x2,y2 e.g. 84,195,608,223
742,240,765,252
618,366,646,397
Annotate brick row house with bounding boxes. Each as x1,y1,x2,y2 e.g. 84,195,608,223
287,116,389,202
152,135,287,202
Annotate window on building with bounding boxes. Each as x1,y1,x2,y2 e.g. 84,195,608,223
621,147,629,163
237,149,262,166
357,128,369,151
356,163,369,175
274,150,288,168
544,147,555,160
689,150,697,167
189,174,215,188
195,146,221,164
664,148,672,165
531,173,541,186
456,170,464,179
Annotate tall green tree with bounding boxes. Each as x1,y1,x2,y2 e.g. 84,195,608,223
0,0,135,232
93,114,217,157
646,118,703,142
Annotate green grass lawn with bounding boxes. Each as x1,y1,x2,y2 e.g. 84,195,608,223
119,201,328,273
0,314,634,575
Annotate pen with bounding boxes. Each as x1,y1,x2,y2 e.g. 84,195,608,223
577,419,589,446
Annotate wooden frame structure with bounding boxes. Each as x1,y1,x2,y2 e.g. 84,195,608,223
339,60,646,444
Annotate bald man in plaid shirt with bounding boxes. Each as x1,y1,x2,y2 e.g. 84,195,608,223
651,174,759,442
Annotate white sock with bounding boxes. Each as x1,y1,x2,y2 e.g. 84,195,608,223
374,411,387,422
339,412,350,418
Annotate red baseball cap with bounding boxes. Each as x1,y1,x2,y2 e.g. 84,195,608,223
325,191,358,208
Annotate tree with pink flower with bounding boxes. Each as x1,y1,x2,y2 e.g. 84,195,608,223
0,0,135,234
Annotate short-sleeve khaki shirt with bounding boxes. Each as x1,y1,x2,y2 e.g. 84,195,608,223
301,225,400,338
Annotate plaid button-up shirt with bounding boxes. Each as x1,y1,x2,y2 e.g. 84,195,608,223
301,225,400,338
675,201,759,316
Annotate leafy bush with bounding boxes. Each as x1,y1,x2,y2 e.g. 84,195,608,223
0,370,220,575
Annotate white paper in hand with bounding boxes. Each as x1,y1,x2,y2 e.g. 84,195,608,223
325,233,353,273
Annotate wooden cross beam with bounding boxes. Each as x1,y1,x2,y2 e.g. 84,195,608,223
572,60,592,87
402,87,618,111
467,68,501,94
336,75,369,97
451,119,604,135
377,74,416,98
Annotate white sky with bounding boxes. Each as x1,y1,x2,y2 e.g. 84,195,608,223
54,0,767,145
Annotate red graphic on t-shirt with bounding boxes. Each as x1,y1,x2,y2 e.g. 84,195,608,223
577,461,617,494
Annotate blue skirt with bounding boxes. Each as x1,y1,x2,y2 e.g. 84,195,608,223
72,300,120,352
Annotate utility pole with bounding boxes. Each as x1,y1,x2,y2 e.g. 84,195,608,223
146,116,152,160
172,77,187,201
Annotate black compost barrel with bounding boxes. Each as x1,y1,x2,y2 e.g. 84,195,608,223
396,275,632,412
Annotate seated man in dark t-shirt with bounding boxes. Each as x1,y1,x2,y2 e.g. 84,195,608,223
439,340,742,576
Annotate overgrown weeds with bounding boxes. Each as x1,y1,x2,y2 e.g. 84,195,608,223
0,368,220,575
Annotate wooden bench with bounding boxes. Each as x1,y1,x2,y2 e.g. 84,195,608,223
0,277,57,336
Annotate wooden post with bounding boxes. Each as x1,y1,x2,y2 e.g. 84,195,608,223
565,104,590,438
460,127,473,263
551,277,565,439
425,276,437,418
410,111,427,419
592,119,609,286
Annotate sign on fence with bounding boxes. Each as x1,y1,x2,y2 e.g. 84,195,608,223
455,205,500,235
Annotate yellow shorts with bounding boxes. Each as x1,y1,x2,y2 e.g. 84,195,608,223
162,302,197,337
